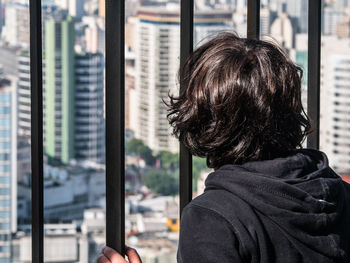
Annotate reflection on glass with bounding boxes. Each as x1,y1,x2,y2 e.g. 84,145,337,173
320,0,350,179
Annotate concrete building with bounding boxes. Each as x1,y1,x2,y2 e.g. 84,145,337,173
322,6,347,35
270,11,294,50
335,17,350,38
260,7,276,38
320,36,350,174
2,3,29,47
44,14,105,164
13,223,88,263
134,7,232,153
75,52,105,163
0,72,17,263
83,16,105,54
16,51,30,137
43,162,105,221
68,0,85,20
44,15,76,164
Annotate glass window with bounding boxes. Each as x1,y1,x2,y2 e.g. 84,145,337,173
320,0,350,175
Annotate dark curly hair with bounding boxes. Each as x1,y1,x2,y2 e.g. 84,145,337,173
166,32,312,170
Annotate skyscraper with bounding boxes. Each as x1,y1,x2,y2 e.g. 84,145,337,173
320,36,350,174
75,52,105,163
0,72,17,263
134,7,232,153
2,3,30,47
44,13,105,164
17,50,30,137
44,15,75,164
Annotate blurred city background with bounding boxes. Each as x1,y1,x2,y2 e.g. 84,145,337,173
0,0,348,262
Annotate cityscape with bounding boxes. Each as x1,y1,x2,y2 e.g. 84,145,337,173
0,0,348,262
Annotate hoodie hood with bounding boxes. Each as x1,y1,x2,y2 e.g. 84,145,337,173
204,148,350,261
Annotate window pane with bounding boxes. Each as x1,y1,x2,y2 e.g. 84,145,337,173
42,2,106,262
125,2,180,262
193,1,236,197
262,0,309,148
0,1,32,262
320,0,350,178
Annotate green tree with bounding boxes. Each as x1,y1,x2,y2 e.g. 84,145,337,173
157,150,178,171
192,156,209,192
142,170,178,196
139,145,156,166
126,138,155,166
126,138,145,154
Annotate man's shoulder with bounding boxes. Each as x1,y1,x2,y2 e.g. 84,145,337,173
184,188,251,225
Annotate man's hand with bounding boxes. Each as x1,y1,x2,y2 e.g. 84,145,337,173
97,245,142,263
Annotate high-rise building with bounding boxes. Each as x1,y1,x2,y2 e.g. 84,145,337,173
68,0,85,20
83,16,105,54
320,36,350,174
270,12,294,50
98,0,105,17
134,7,232,153
44,14,105,164
260,7,276,37
322,6,347,35
75,52,105,163
2,3,29,47
0,72,17,263
285,0,308,33
44,15,76,164
334,0,349,12
17,50,30,137
335,17,350,38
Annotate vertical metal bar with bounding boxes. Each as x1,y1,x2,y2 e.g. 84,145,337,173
247,0,260,39
307,0,321,149
105,0,125,256
179,0,194,219
29,0,44,262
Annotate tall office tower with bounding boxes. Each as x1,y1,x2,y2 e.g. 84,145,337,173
2,3,30,47
322,6,347,35
270,11,294,50
134,7,231,153
75,52,105,163
233,0,246,10
17,50,30,137
69,0,85,20
194,10,233,46
83,16,105,54
260,7,276,37
98,0,105,17
0,72,17,263
336,17,350,38
55,0,69,10
284,0,308,33
334,0,349,11
44,14,105,164
320,36,350,174
44,15,75,164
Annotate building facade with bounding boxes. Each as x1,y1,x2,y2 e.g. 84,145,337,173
134,7,232,153
320,36,350,174
0,73,16,263
44,14,105,164
75,52,105,163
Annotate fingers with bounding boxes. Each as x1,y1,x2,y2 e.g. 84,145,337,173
125,246,142,263
97,254,111,263
102,246,127,263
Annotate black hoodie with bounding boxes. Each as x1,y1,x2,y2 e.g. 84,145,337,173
177,148,350,263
